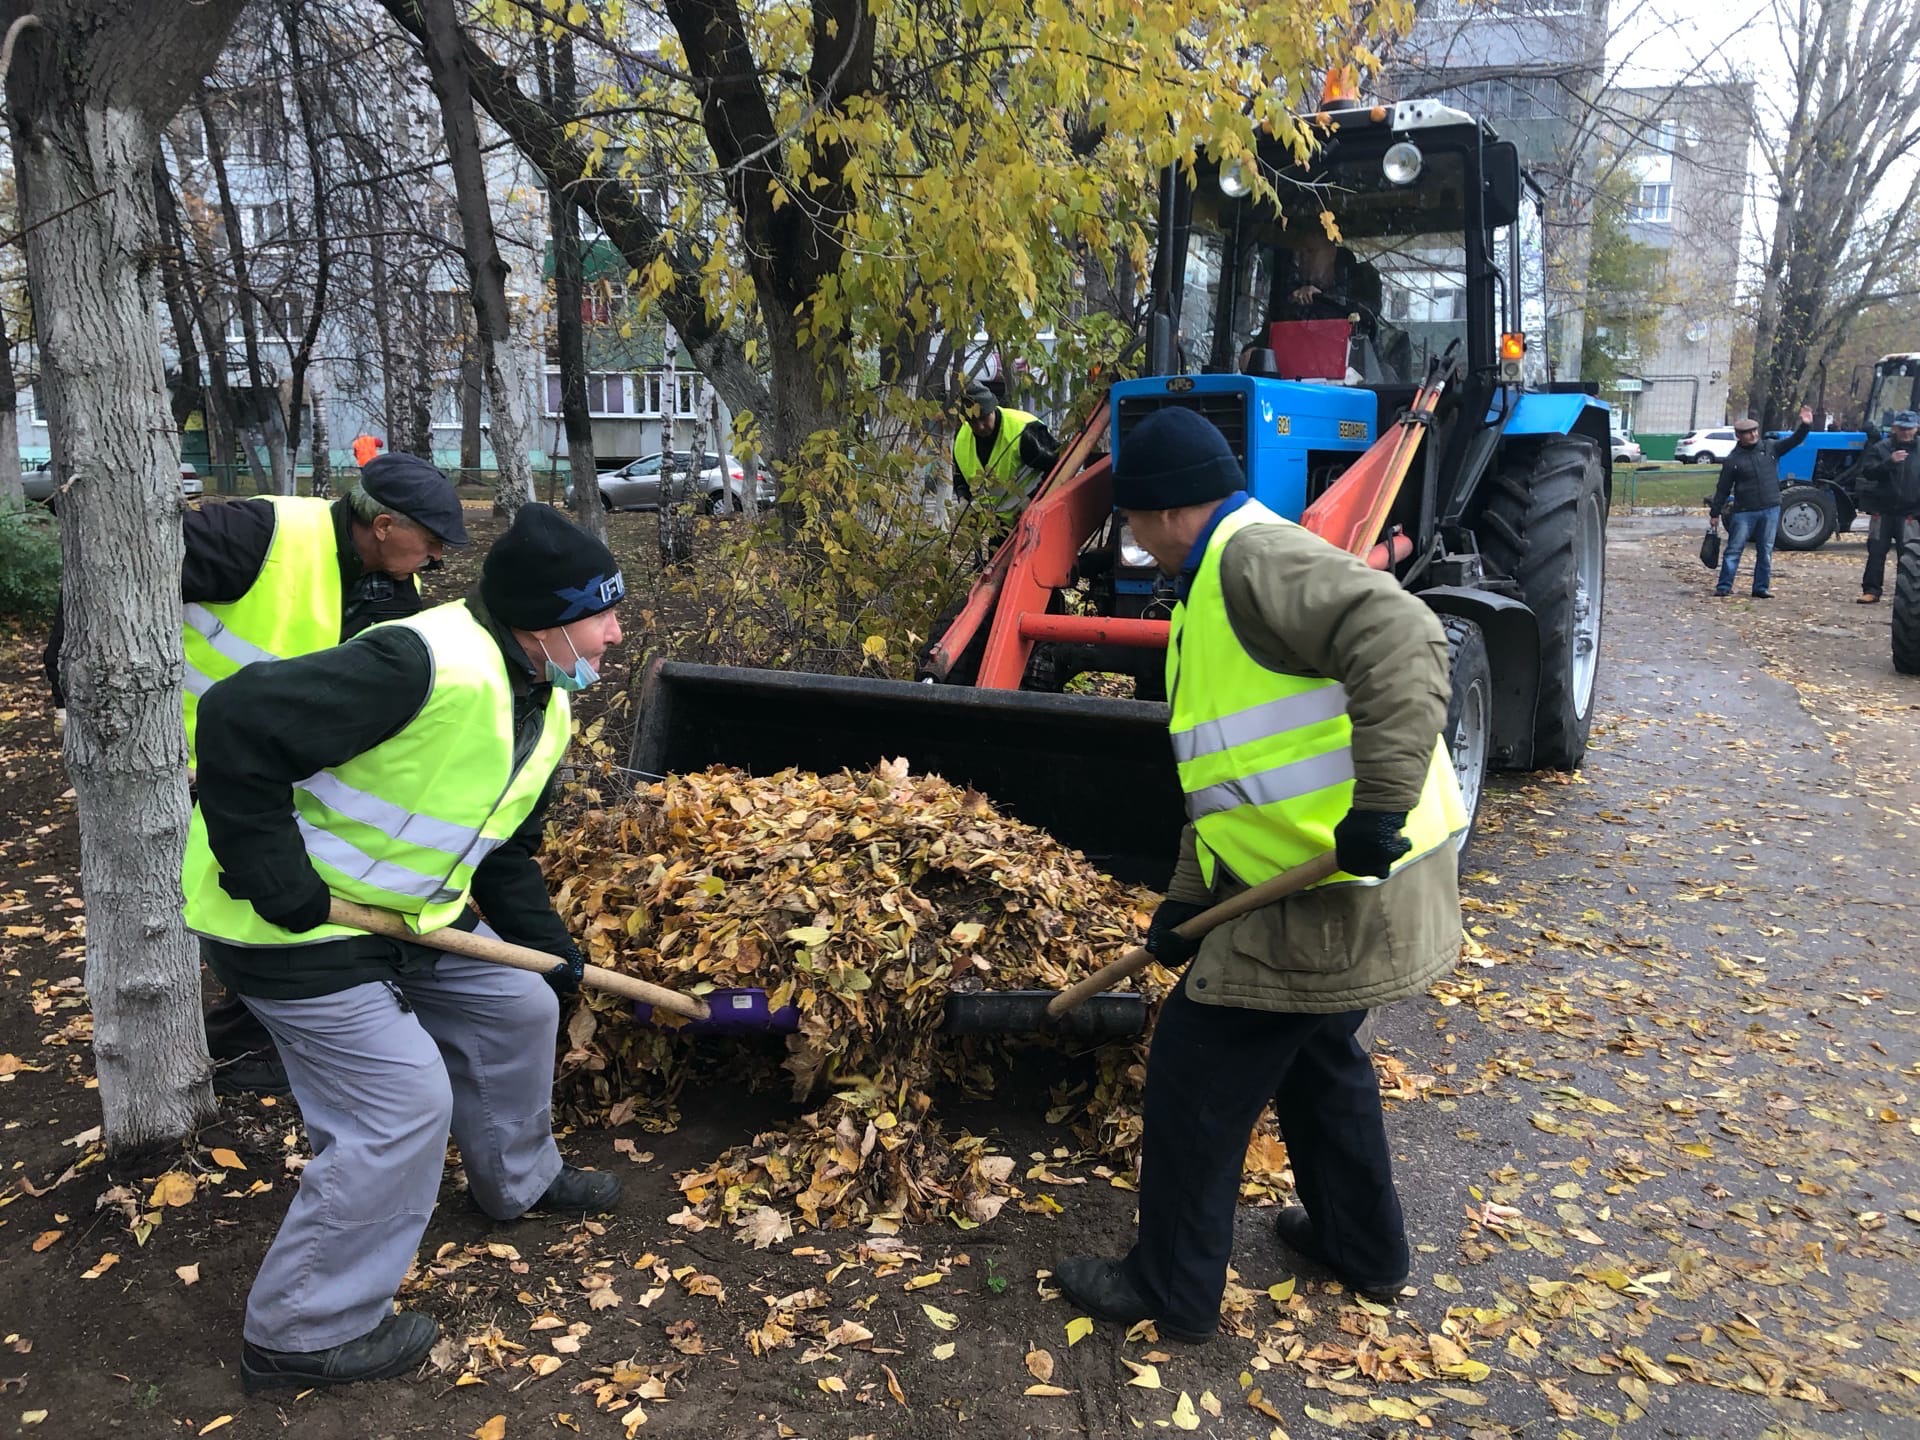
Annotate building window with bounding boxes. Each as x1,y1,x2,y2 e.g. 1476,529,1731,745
1630,182,1672,224
674,371,700,416
580,283,626,327
546,369,664,417
239,202,285,248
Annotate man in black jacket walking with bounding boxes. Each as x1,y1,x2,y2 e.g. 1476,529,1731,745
1708,405,1814,597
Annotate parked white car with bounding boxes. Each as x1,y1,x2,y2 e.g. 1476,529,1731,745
1610,429,1643,464
1676,427,1739,465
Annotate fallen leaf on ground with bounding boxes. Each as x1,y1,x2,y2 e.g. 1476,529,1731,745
208,1147,245,1171
1024,1384,1072,1397
931,1342,956,1361
472,1417,507,1440
1171,1392,1201,1431
80,1253,118,1280
148,1172,196,1208
175,1264,199,1286
1065,1316,1094,1346
30,1231,60,1253
1123,1359,1162,1389
1025,1347,1054,1382
921,1303,958,1330
197,1419,232,1436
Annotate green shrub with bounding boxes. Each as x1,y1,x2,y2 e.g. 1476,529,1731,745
0,504,62,623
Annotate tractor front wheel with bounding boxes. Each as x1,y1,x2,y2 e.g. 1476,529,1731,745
1777,485,1836,551
1476,436,1607,769
1442,615,1491,854
1894,531,1920,676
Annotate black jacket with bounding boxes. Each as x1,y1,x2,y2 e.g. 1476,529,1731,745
951,414,1061,502
42,497,423,706
1709,422,1809,518
196,593,574,999
1854,436,1920,516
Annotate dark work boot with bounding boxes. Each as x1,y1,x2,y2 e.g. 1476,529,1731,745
1273,1205,1407,1304
529,1165,622,1214
1053,1256,1214,1344
240,1311,438,1394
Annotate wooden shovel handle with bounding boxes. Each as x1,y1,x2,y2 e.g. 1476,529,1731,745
327,899,711,1021
1045,852,1343,1018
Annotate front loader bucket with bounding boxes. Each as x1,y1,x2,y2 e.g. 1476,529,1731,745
630,658,1183,885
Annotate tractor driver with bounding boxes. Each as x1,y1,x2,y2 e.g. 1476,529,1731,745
1275,230,1410,384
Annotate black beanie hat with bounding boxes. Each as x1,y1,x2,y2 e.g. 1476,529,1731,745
1111,406,1245,511
481,503,625,629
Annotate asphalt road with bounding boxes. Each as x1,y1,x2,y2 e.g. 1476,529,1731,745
1352,514,1920,1438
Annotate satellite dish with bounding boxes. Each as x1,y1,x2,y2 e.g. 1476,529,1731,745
1684,321,1707,344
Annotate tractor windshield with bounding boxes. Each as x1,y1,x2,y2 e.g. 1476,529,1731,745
1866,357,1920,428
1180,146,1474,383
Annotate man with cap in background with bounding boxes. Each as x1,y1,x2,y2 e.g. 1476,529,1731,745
183,503,625,1393
1707,404,1814,598
951,375,1060,513
1854,410,1920,603
42,452,471,1098
1053,407,1464,1342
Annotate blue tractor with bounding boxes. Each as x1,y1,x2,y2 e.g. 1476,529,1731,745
634,96,1610,884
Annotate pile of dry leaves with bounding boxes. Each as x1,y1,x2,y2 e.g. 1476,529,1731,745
545,759,1176,1236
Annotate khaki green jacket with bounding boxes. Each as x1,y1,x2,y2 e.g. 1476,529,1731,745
1166,520,1462,1013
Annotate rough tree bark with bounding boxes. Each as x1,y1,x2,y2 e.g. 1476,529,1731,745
536,32,605,543
3,0,249,1156
410,0,533,518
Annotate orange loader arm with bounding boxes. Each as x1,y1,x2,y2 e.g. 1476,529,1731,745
927,366,1453,690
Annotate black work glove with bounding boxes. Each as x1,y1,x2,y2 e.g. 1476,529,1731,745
1145,898,1208,968
1333,808,1412,879
245,870,333,935
543,942,587,998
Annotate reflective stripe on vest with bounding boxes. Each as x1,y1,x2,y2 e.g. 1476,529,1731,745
952,408,1038,487
1166,497,1465,890
182,602,573,946
180,497,342,766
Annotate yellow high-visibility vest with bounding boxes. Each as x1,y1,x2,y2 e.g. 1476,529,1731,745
1167,497,1465,890
182,602,572,946
953,407,1040,505
180,497,341,767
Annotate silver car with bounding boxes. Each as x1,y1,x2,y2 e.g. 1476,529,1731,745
581,451,776,514
24,460,202,506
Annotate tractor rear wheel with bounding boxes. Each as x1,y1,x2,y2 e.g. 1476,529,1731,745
1894,532,1920,676
1476,436,1607,769
1777,485,1836,551
1442,615,1491,855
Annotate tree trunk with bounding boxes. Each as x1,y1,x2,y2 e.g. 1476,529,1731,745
538,33,606,543
412,0,533,519
198,90,291,494
5,0,247,1158
459,346,483,482
149,155,204,434
0,303,21,510
280,0,334,490
308,374,333,497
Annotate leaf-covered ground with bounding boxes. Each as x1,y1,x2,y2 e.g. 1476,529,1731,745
0,510,1915,1439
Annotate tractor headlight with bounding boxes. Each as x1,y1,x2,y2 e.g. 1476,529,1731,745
1383,141,1423,186
1118,524,1155,570
1219,156,1255,199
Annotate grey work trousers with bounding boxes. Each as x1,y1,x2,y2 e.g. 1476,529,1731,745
239,947,564,1352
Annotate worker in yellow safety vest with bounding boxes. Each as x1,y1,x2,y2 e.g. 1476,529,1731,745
43,452,468,1100
950,376,1059,513
1054,405,1465,1342
183,504,627,1394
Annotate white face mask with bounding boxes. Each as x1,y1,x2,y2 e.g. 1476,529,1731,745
537,628,599,691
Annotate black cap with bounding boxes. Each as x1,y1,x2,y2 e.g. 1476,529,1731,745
481,503,625,630
1112,407,1245,511
361,453,470,546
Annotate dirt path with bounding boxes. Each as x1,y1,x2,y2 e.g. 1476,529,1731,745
0,514,1915,1439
